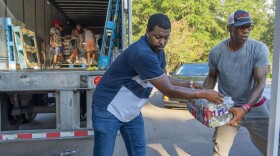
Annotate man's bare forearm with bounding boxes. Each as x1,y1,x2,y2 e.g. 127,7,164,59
167,75,191,88
246,66,268,107
203,69,218,89
203,75,217,89
150,74,223,104
160,84,212,100
247,79,265,107
163,85,223,104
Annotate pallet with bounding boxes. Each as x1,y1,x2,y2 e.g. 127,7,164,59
59,64,86,69
7,17,25,28
12,26,41,69
5,18,17,69
0,17,26,70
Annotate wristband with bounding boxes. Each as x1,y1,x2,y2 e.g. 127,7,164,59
243,104,251,112
241,105,248,113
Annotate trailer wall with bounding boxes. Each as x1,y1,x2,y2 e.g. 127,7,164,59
0,0,73,56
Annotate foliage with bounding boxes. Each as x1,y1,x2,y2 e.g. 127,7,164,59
132,0,275,72
260,0,275,61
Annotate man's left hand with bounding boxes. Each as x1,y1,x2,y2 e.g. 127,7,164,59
193,82,203,89
227,107,247,126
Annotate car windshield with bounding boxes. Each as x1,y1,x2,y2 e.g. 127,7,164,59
175,64,209,76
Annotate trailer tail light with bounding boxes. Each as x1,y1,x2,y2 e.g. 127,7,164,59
93,76,102,85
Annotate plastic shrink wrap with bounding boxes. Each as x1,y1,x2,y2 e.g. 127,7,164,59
187,96,234,128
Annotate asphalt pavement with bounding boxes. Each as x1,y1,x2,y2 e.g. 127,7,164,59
0,84,271,156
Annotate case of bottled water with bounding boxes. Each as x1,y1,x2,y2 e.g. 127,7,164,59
187,96,235,128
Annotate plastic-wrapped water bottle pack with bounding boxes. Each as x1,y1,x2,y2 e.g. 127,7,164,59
187,96,235,128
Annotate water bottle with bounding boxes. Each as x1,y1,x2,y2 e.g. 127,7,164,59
187,96,234,127
206,96,234,127
60,150,76,156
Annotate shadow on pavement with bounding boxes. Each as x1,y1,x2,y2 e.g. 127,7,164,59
142,103,262,156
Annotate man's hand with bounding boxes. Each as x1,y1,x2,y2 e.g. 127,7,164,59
227,107,247,126
193,82,203,89
203,89,224,104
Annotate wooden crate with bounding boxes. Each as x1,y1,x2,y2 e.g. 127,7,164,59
13,26,41,69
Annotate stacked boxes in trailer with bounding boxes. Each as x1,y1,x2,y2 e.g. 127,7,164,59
0,0,132,141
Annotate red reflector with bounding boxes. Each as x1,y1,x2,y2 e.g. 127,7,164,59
46,132,60,138
74,131,88,137
18,133,32,139
93,76,102,85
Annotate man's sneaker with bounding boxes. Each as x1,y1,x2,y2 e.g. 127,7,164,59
74,60,81,64
66,59,72,64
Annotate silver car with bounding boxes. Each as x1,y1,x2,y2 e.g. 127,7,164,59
163,63,210,109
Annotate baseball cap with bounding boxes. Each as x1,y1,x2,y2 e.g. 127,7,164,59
228,10,252,27
52,19,61,26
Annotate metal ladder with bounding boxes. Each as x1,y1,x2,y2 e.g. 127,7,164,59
98,0,121,69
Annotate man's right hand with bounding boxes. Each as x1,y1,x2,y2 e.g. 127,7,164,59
202,89,224,104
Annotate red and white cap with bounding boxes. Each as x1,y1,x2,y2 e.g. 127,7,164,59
228,10,253,27
52,19,62,26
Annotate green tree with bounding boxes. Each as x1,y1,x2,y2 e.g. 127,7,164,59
260,0,275,61
132,0,274,72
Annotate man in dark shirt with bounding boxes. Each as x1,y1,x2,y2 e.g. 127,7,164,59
92,13,223,156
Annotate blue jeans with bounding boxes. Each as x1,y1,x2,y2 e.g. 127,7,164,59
92,105,146,156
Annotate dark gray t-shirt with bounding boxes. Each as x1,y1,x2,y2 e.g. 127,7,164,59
209,38,269,105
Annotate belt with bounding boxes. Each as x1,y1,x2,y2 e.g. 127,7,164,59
253,96,266,107
235,96,266,108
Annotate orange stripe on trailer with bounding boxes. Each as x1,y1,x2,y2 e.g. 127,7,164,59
46,132,60,138
74,131,88,137
18,133,32,139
